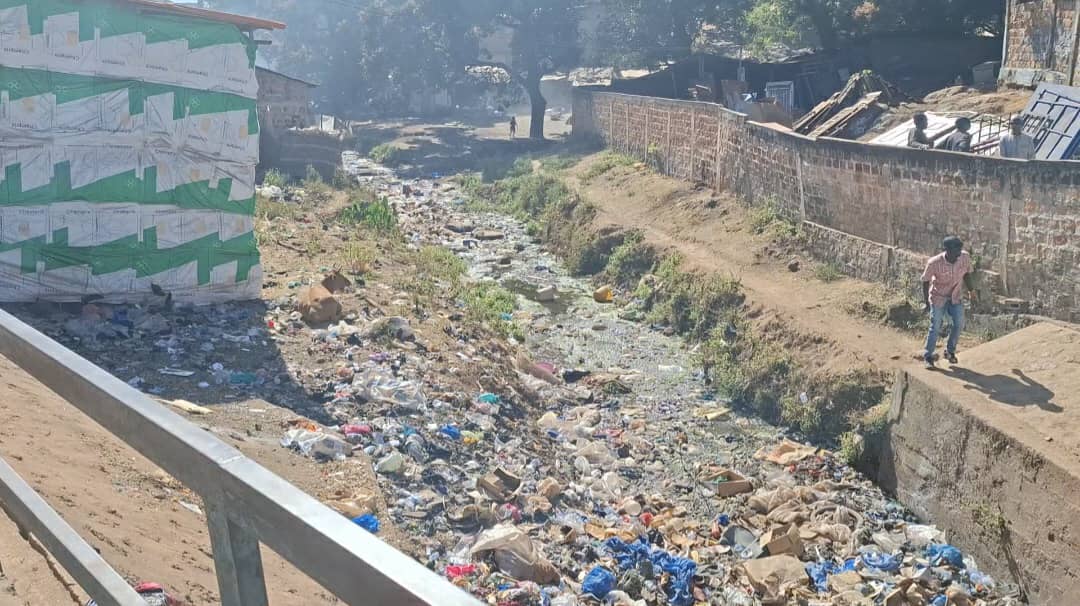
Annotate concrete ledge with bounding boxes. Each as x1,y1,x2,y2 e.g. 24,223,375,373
878,323,1080,604
999,67,1067,88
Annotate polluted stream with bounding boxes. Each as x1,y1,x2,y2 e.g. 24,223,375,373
342,152,1023,606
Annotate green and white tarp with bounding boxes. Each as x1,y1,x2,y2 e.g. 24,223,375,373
0,0,262,303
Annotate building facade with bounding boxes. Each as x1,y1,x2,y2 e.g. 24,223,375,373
1001,0,1080,87
255,67,316,132
0,0,282,303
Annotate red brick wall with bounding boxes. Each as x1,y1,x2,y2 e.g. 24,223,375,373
573,90,1080,321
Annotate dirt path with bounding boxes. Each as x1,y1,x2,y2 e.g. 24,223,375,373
0,354,347,605
573,158,980,376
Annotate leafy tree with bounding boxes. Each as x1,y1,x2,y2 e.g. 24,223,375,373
469,0,583,139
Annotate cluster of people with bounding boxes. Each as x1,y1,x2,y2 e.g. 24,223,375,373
907,112,1036,159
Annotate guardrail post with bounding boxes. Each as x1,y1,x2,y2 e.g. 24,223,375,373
206,502,269,606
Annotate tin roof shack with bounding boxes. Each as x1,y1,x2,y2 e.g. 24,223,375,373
0,0,282,304
609,35,998,113
1001,0,1080,87
256,67,317,133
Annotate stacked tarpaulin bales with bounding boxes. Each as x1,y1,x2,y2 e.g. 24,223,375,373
0,0,283,303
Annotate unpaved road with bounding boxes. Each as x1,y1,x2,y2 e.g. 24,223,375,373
0,354,344,605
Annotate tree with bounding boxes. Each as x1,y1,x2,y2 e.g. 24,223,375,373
743,0,1005,54
588,0,725,68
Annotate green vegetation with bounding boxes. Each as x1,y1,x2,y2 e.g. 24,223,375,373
333,167,353,189
814,262,844,283
263,169,288,188
339,240,376,274
748,201,799,238
369,143,402,166
255,195,298,222
602,231,655,288
339,196,397,233
641,254,743,340
459,282,524,341
702,325,794,422
464,170,574,221
416,245,468,283
581,151,637,182
302,165,331,203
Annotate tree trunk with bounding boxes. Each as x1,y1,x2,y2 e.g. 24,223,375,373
526,76,547,140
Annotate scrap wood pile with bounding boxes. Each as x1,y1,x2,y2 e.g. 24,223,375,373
795,71,911,138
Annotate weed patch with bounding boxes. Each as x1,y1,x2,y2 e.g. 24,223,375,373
339,196,397,233
748,201,800,239
369,143,402,166
601,232,656,288
459,282,523,341
581,151,636,182
814,262,845,283
263,169,288,188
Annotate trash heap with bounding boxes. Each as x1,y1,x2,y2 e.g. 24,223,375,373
10,153,1026,606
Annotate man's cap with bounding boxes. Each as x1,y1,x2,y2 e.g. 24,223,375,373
1010,115,1025,125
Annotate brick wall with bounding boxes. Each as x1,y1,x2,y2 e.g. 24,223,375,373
573,90,1080,321
1002,0,1080,86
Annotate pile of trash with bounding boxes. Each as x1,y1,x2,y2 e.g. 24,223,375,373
266,162,1026,605
14,151,1026,606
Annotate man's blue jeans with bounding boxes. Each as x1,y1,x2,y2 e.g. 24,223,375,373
925,302,964,360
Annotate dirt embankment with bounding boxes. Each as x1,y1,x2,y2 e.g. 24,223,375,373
535,152,983,449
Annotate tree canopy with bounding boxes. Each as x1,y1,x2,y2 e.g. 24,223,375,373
208,0,1004,135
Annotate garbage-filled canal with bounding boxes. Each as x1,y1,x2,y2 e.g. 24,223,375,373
343,152,1022,606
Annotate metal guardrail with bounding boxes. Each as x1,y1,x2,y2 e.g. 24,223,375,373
0,308,482,606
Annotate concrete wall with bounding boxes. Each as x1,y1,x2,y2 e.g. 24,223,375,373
256,68,315,132
1002,0,1080,86
573,89,1080,321
880,356,1080,605
259,130,351,182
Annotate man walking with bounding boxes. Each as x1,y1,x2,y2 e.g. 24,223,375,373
921,236,976,369
998,115,1036,159
509,116,517,139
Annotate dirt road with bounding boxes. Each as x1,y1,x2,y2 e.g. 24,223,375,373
0,353,347,605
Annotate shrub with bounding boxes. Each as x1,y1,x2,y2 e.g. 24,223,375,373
369,143,401,165
339,196,397,233
263,169,288,188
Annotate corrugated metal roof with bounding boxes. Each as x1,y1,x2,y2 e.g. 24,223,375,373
119,0,285,30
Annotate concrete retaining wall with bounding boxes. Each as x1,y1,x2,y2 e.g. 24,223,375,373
877,323,1080,605
572,89,1080,321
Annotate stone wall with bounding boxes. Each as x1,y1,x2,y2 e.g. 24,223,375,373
1002,0,1080,86
573,89,1080,321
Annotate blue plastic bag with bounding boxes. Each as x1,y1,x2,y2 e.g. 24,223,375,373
926,544,965,568
931,595,947,606
439,425,462,440
351,513,380,533
805,561,839,593
861,551,901,573
581,567,615,599
604,538,697,606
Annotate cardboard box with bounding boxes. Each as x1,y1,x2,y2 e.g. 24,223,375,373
760,524,804,558
712,468,753,497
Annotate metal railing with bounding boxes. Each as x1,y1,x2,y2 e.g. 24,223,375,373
0,308,481,606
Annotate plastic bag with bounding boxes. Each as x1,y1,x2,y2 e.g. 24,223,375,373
470,525,559,584
926,544,965,568
581,567,615,599
352,514,380,533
